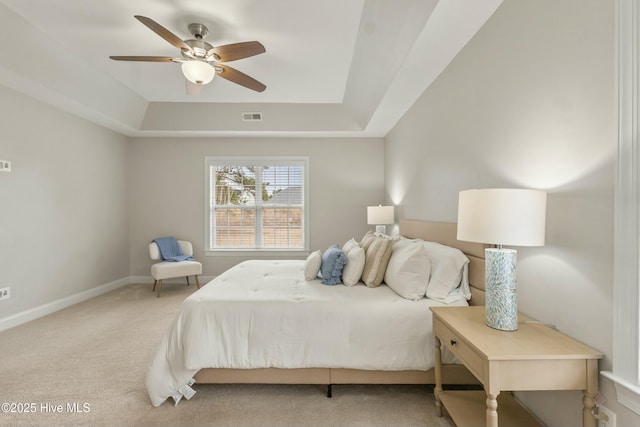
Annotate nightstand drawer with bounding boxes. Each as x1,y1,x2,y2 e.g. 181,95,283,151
435,318,485,382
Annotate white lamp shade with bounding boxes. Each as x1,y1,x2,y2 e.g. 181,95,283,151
457,188,547,246
367,205,395,225
181,61,215,85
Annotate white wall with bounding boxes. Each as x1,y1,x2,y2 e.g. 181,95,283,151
0,85,130,321
384,0,634,425
128,137,384,278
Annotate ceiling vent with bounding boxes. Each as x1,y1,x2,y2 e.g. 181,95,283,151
242,112,263,122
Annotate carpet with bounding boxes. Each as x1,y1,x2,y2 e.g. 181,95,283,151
0,283,455,427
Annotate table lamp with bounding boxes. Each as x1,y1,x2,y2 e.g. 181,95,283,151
367,205,395,234
457,189,547,331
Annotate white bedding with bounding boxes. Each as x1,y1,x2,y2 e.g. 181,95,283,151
146,260,466,406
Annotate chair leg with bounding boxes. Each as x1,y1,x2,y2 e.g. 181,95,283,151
186,276,190,286
195,275,201,289
157,280,162,298
152,280,157,292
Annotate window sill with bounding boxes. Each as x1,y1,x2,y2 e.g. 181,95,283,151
205,250,310,258
601,371,640,415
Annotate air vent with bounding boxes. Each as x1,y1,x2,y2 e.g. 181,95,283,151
242,112,263,122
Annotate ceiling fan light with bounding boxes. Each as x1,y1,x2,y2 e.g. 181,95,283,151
181,60,215,85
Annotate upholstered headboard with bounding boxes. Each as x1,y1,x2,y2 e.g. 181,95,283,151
399,219,488,306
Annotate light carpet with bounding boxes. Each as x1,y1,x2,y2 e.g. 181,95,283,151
0,283,455,427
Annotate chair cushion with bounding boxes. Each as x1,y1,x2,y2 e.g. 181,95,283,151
151,260,202,280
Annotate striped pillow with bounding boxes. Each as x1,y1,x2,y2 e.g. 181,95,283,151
360,230,377,251
362,237,393,287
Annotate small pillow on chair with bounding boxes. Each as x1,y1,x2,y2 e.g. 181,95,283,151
304,250,322,280
152,237,192,262
320,244,346,285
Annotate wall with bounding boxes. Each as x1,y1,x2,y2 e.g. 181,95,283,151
128,137,384,278
384,0,635,426
0,85,130,322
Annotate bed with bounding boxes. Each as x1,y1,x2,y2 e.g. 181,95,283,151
146,219,488,407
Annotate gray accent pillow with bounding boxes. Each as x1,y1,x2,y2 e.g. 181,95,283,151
320,244,346,285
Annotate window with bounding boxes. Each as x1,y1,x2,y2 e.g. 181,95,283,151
205,157,308,252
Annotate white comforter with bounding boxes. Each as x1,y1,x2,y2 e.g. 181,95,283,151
146,260,466,406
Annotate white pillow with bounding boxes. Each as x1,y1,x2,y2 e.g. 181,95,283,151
384,241,431,300
342,246,365,286
303,250,322,280
342,238,359,254
422,241,470,301
443,266,470,304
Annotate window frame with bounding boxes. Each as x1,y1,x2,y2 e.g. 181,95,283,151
601,0,640,415
204,156,310,256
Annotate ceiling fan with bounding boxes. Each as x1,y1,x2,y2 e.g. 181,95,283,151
110,15,266,95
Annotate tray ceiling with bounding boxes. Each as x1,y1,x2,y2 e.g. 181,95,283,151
0,0,503,137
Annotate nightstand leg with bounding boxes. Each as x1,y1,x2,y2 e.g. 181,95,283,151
434,336,443,417
582,391,596,427
486,393,499,427
583,359,598,427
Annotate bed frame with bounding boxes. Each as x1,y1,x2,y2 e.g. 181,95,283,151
194,219,487,390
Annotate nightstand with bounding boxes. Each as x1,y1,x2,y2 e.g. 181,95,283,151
431,306,603,427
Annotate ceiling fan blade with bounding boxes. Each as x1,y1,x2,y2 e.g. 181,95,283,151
207,41,266,62
134,15,193,52
109,56,179,62
216,64,266,92
186,80,203,96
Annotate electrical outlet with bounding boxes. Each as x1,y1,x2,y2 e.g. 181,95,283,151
0,160,11,172
598,406,616,427
0,287,10,300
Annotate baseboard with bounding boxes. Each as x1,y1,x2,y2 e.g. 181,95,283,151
0,275,217,332
0,277,130,333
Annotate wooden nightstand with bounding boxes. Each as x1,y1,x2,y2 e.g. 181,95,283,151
431,306,603,427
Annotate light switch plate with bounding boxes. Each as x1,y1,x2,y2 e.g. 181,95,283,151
0,160,11,172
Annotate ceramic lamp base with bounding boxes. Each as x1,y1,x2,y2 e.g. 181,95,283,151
375,225,387,234
485,248,518,331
